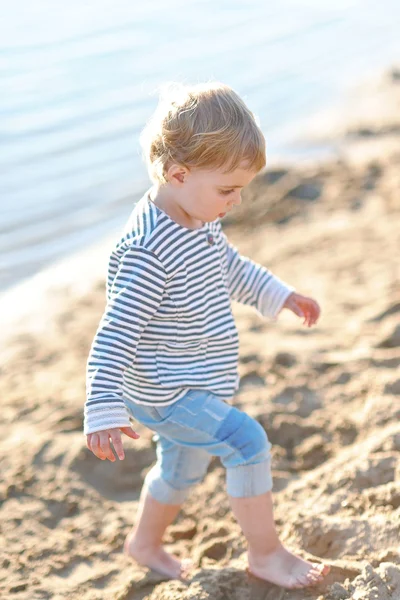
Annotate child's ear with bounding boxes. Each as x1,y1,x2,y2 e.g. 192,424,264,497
175,171,185,184
167,164,188,186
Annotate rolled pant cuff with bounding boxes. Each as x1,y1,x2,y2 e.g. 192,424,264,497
146,469,190,505
226,458,273,498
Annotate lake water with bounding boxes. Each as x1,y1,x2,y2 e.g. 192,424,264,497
1,0,400,291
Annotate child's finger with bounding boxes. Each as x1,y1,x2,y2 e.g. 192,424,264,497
312,300,321,319
98,431,116,461
109,430,125,460
312,308,320,324
120,426,141,439
89,433,107,460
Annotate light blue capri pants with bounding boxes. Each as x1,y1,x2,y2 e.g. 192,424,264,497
123,388,273,504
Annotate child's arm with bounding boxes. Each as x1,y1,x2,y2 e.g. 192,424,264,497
220,230,294,321
84,246,167,436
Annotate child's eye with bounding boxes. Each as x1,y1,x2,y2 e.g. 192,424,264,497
219,189,234,195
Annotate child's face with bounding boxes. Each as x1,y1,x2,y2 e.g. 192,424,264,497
178,161,258,223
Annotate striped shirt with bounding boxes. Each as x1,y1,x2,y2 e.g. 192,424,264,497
84,188,295,435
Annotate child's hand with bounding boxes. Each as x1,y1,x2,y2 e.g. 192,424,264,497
86,426,140,462
281,292,321,327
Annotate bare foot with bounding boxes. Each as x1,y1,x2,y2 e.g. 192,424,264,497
123,532,193,582
248,543,330,589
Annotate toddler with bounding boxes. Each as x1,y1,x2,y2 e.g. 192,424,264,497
84,82,330,590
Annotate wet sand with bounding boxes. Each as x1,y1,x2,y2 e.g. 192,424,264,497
1,67,399,599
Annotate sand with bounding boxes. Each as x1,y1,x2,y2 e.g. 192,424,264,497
1,67,399,600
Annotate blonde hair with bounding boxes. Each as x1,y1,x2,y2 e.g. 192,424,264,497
140,81,266,185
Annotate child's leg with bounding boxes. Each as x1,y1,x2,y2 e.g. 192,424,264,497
124,482,189,580
131,481,181,549
218,416,331,589
229,491,330,589
124,434,211,580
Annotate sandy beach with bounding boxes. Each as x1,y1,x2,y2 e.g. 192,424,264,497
1,67,399,600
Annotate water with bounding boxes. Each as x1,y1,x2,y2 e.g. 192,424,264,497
1,0,400,292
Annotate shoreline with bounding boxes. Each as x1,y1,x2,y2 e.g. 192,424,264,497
0,141,338,296
0,230,118,338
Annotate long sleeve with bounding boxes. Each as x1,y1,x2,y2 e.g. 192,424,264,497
223,233,295,321
84,246,167,435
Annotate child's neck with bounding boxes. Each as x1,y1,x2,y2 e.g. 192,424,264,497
149,185,204,230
